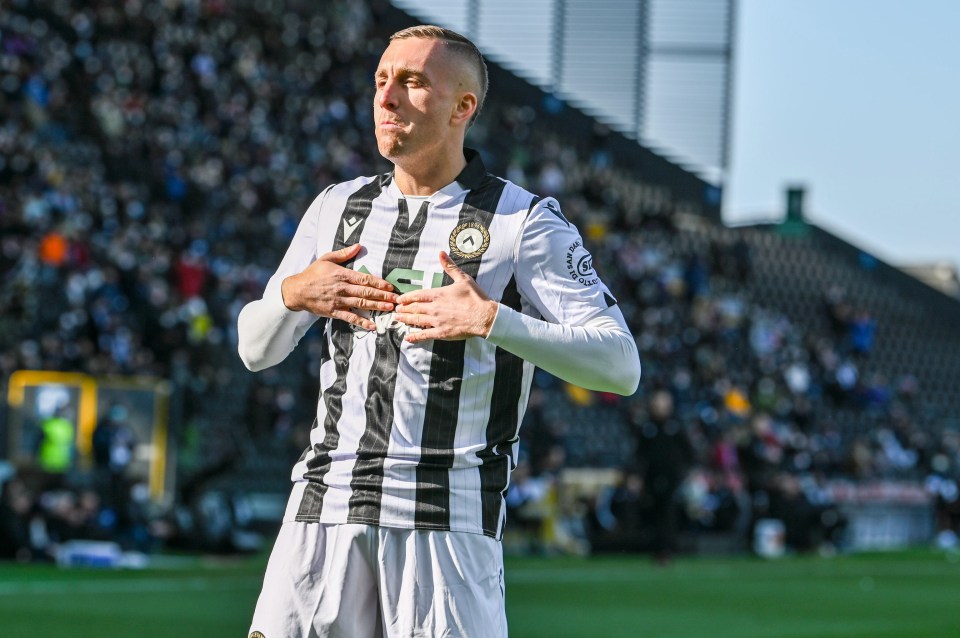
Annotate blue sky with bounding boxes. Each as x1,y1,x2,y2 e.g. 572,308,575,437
725,0,959,268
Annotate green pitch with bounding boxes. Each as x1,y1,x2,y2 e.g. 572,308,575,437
0,551,957,637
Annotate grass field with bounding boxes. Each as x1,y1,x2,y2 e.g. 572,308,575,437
1,550,958,637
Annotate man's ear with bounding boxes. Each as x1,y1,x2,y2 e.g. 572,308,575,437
451,92,478,127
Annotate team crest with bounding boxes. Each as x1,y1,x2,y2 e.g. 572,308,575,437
249,632,266,638
449,222,490,259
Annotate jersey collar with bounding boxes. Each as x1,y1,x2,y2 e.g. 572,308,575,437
381,148,488,202
455,147,487,190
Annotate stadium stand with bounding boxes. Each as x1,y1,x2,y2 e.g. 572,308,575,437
1,0,958,560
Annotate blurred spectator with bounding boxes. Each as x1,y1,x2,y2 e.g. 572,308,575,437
635,390,694,564
0,478,39,561
590,468,648,553
92,403,136,524
36,406,74,486
767,473,846,553
503,458,552,554
849,309,876,357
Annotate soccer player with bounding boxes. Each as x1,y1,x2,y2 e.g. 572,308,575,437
239,25,641,637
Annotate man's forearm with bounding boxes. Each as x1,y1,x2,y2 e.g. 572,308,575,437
237,284,317,372
485,305,641,395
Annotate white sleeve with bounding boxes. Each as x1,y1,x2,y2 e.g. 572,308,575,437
237,189,328,372
490,196,640,395
514,197,618,325
485,304,641,395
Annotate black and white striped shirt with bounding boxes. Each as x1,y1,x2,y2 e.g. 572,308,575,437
256,150,616,539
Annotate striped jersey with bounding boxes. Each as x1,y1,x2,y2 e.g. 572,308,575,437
261,149,616,539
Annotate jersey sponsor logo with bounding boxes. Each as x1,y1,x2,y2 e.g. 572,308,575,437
449,222,490,259
566,239,599,286
352,266,445,336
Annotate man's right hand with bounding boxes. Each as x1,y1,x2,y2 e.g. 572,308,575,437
281,244,398,331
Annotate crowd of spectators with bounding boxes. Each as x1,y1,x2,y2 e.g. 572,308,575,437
514,216,960,555
0,461,171,562
1,0,958,561
1,0,389,561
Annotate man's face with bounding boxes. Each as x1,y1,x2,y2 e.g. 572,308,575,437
373,37,462,161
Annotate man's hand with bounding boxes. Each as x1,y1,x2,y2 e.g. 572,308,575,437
394,251,499,344
281,244,398,331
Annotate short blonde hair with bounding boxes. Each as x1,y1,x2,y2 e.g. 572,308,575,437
390,25,488,125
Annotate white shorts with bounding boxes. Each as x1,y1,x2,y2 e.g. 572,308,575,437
248,522,507,638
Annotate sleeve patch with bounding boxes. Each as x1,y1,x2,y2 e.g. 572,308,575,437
565,239,599,286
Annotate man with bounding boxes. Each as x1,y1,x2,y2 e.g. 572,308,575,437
36,406,75,489
239,25,640,637
634,389,692,565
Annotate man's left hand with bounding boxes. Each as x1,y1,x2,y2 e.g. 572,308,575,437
394,251,499,343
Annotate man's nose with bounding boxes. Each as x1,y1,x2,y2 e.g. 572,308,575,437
378,78,398,110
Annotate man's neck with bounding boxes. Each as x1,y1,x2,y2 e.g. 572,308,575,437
392,149,467,196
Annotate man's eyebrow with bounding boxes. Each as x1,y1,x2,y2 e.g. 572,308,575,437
376,66,429,82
